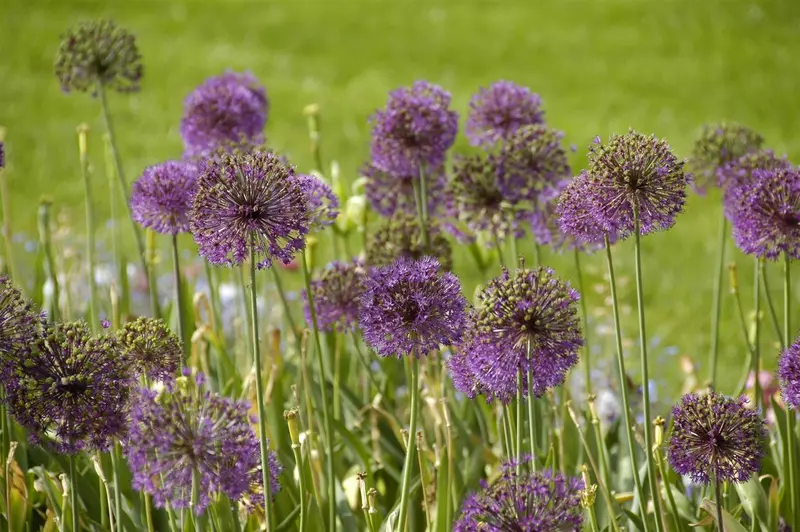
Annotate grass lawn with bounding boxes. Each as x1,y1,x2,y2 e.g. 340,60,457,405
2,0,800,403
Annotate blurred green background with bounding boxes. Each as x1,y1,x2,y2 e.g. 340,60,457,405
2,0,799,404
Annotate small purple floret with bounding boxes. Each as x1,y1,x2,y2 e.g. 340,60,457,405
131,160,198,235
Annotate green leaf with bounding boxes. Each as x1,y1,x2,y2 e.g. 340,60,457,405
733,476,769,530
767,476,780,531
434,447,450,532
699,499,749,532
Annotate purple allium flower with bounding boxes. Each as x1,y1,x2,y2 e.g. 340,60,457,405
778,335,800,409
5,321,132,453
689,123,764,193
362,162,450,219
293,174,339,231
130,160,198,235
497,125,571,202
585,131,688,238
180,71,268,158
189,151,310,269
556,173,618,249
55,19,143,94
359,256,466,358
369,81,458,177
118,317,182,382
454,464,584,531
465,81,545,147
303,259,367,333
125,373,281,514
0,276,41,377
731,167,800,260
719,151,793,219
667,391,765,484
366,212,453,271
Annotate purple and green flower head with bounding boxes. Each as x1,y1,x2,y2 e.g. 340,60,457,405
131,160,198,235
465,80,545,147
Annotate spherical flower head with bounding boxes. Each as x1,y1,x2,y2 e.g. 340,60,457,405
497,125,571,202
668,391,765,484
363,163,450,219
719,150,792,220
118,317,182,382
454,464,584,531
369,81,458,177
465,81,545,147
189,151,310,269
130,160,198,235
689,123,764,193
125,374,281,514
54,19,143,94
303,259,367,333
778,335,800,409
5,321,133,453
585,131,688,238
180,71,268,158
732,167,800,260
293,174,339,231
556,173,618,249
366,212,453,271
359,256,467,358
0,276,41,377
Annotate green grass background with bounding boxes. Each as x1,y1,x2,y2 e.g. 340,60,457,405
2,0,800,404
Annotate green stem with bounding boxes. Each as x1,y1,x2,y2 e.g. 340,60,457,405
714,477,725,532
753,258,761,410
78,126,99,330
351,331,381,395
248,239,274,532
0,131,19,285
759,261,783,347
574,250,592,396
191,469,205,532
104,133,120,311
171,234,187,360
587,505,600,532
784,254,797,531
412,167,430,250
204,262,223,337
69,454,79,532
516,371,523,464
708,214,727,388
291,441,308,532
144,492,155,532
656,445,684,532
396,358,420,532
269,266,301,347
110,445,123,532
527,361,537,471
38,200,61,321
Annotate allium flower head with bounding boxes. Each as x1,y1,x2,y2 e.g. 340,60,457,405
363,163,450,219
130,160,198,235
359,256,466,357
778,335,800,409
369,81,458,177
454,464,584,531
55,19,143,94
0,276,41,376
189,151,310,269
125,373,281,514
689,123,764,193
5,321,132,453
465,81,545,147
180,71,268,158
118,317,182,382
366,212,453,271
303,259,367,333
498,125,571,202
719,151,792,219
667,391,765,484
293,174,339,231
585,131,688,238
732,167,800,260
556,173,618,249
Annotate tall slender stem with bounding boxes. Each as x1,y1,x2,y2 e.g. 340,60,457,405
574,250,592,396
708,214,728,388
397,358,420,532
714,477,725,532
412,166,430,249
77,125,99,330
752,259,761,410
526,347,537,471
784,254,797,531
191,469,205,532
604,236,646,521
301,250,336,530
110,445,124,532
515,371,523,464
0,129,19,284
69,454,79,532
171,235,187,361
248,239,274,532
760,262,783,347
144,493,155,532
38,200,61,321
270,266,301,347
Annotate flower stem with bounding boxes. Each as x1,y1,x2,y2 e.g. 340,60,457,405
290,436,308,532
0,129,19,285
248,238,274,532
516,371,523,465
171,234,188,361
714,477,725,532
655,443,683,532
760,261,783,347
752,258,762,410
77,125,99,330
269,266,301,347
574,250,592,396
412,166,430,249
191,469,205,532
527,360,537,470
69,454,79,532
397,357,420,532
144,492,155,532
38,199,61,321
708,214,727,388
784,253,797,531
110,444,124,532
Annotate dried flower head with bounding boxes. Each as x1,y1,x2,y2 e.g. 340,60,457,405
55,19,143,94
130,160,198,235
189,151,310,269
303,259,367,333
689,123,764,193
0,276,41,376
359,256,466,357
719,150,793,219
362,162,450,219
293,174,339,231
498,125,571,202
465,81,545,147
667,391,765,484
118,317,182,382
778,334,800,409
366,212,453,271
369,81,458,177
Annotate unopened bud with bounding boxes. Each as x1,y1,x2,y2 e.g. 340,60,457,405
76,123,90,158
728,263,739,295
285,409,301,447
579,464,597,508
368,487,378,513
653,416,666,447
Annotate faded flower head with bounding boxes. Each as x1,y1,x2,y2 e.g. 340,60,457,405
293,174,339,231
778,334,800,409
180,71,268,158
689,123,764,193
130,160,198,235
719,150,793,220
667,391,765,484
0,276,41,376
465,81,545,147
303,259,367,333
362,162,450,219
369,81,458,177
125,372,281,514
454,463,584,532
5,321,133,453
731,167,800,260
118,317,182,382
189,151,310,269
359,256,466,358
498,125,571,202
556,173,617,249
55,19,143,94
366,212,453,271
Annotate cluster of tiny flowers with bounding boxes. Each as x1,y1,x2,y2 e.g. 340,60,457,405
369,81,458,177
465,80,545,147
189,151,310,269
362,162,451,219
778,334,800,409
366,212,453,271
718,150,792,219
454,463,584,531
118,317,182,382
54,19,143,94
667,391,765,484
303,259,367,333
689,123,764,193
0,276,41,377
529,180,606,253
130,160,198,235
556,174,619,249
497,125,571,203
180,71,268,158
125,372,281,515
359,256,466,358
293,174,340,231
